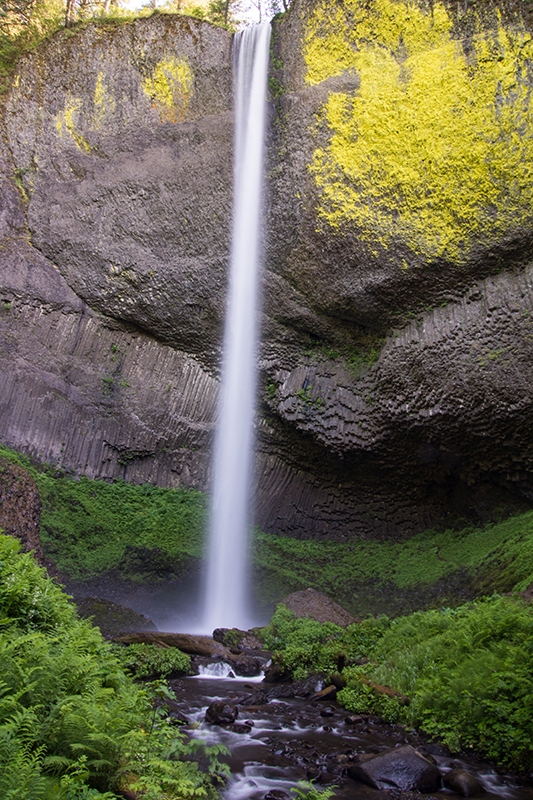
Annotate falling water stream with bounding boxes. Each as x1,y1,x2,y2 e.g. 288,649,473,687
202,23,272,633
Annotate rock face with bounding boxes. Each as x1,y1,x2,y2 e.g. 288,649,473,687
0,457,43,560
1,3,533,540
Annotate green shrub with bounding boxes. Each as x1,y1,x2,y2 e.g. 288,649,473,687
112,643,190,679
339,597,533,770
260,604,344,651
260,604,345,680
37,473,206,580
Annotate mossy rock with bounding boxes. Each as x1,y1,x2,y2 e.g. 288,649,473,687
75,597,158,637
304,0,533,267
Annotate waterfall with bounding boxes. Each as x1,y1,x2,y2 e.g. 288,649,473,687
202,23,271,633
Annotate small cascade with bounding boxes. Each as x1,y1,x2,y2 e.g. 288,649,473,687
202,23,271,632
197,662,235,679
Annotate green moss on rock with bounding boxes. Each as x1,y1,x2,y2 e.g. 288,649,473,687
305,0,533,262
142,55,193,122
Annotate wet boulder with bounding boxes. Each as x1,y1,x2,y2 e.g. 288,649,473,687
348,745,441,792
443,768,484,796
205,701,238,726
228,722,252,734
231,656,264,677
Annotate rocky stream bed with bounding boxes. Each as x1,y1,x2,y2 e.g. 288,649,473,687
157,666,533,800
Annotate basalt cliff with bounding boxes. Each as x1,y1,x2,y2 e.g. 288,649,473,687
2,0,533,541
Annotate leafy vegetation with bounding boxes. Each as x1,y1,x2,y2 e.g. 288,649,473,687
262,598,533,772
5,442,533,617
0,533,227,798
111,643,191,679
260,604,345,679
252,510,533,616
0,444,206,582
291,783,337,800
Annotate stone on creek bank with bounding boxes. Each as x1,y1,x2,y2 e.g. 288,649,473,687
348,745,441,792
212,627,263,652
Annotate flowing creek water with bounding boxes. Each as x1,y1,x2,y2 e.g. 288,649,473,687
165,672,533,800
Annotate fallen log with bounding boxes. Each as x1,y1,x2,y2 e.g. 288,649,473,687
113,631,232,660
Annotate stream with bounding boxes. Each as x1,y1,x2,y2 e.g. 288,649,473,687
166,671,533,800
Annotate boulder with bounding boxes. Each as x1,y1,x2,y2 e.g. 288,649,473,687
212,627,264,651
443,769,484,797
280,588,357,627
348,745,441,792
205,701,238,726
228,722,252,734
75,598,157,637
231,656,264,677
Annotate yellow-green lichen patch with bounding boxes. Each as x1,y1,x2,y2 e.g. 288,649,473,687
305,0,533,262
93,72,116,128
55,96,91,152
142,56,193,123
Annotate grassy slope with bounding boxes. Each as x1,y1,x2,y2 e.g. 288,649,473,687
2,444,533,614
253,514,533,615
0,445,207,582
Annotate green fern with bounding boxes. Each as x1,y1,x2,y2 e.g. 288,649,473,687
0,710,45,799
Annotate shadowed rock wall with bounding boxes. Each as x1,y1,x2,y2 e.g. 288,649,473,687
0,457,43,559
1,5,533,540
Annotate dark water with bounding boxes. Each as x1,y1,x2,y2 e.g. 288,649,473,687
167,672,533,800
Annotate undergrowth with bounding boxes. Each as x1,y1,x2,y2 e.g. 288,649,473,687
262,599,533,772
3,442,533,616
111,643,191,680
0,533,227,798
252,512,533,615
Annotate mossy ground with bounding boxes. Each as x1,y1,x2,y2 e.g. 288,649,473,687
0,445,206,584
1,444,533,616
252,514,533,616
